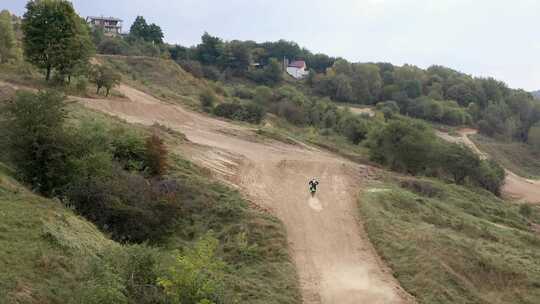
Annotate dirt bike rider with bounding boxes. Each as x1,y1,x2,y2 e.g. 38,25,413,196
308,178,319,196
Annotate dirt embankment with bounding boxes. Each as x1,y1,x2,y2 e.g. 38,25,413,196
75,84,413,304
437,129,540,204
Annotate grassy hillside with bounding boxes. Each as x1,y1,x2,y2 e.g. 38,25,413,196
360,178,540,304
0,163,118,303
98,55,210,107
470,134,540,179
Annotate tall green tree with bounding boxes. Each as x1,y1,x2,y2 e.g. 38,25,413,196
22,0,94,81
0,10,18,63
263,58,283,86
129,16,164,44
222,41,251,74
129,16,148,40
146,23,164,44
196,32,224,65
2,91,71,195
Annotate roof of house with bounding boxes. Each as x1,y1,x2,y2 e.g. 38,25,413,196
288,60,306,68
87,16,123,22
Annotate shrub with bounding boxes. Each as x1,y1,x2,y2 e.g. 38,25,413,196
102,244,166,303
519,204,532,218
253,86,273,104
90,65,121,96
200,89,218,111
98,38,130,55
213,102,243,119
440,143,481,184
110,128,146,171
338,115,371,144
79,256,128,304
239,103,265,124
144,133,168,177
233,85,255,99
472,159,506,195
158,234,227,304
376,101,399,119
202,65,221,81
213,102,265,124
66,169,183,243
178,60,203,78
273,101,306,126
248,58,283,86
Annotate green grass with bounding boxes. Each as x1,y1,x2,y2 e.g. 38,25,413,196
0,166,119,303
360,178,540,304
471,134,540,179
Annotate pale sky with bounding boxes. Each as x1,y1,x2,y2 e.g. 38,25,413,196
3,0,539,91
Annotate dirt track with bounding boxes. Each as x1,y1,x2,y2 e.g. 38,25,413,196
437,129,540,204
74,85,413,304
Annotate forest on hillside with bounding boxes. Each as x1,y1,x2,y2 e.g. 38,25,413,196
88,16,540,151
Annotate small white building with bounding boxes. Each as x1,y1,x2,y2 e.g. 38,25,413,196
286,60,309,79
86,16,123,37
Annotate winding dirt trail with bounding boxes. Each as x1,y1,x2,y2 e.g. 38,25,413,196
74,85,413,304
437,129,540,204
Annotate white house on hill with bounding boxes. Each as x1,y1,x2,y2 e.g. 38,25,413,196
286,60,309,79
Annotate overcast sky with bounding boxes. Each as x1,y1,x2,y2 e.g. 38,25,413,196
3,0,539,91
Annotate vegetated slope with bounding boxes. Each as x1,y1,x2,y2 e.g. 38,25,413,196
0,84,302,303
0,163,117,303
77,83,414,303
470,134,540,179
532,90,540,100
361,178,540,304
437,129,540,204
97,55,209,107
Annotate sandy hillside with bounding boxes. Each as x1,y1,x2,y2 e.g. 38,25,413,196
75,84,413,304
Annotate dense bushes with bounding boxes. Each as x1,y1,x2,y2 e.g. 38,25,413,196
405,97,471,126
67,168,182,243
200,89,218,111
367,119,437,174
158,234,227,304
1,90,183,243
145,133,168,177
213,102,265,124
367,118,506,194
247,58,283,86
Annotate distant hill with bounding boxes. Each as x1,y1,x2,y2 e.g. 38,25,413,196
532,90,540,100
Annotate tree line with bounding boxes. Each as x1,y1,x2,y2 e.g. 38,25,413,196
167,32,540,152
